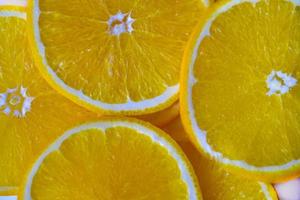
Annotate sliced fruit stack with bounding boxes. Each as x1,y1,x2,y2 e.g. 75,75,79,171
0,0,298,199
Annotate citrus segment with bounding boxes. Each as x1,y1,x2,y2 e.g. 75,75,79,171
28,0,206,115
19,119,201,200
0,7,99,194
181,0,300,181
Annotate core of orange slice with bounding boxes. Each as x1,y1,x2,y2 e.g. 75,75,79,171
181,0,300,182
28,0,206,115
0,6,99,195
19,118,201,200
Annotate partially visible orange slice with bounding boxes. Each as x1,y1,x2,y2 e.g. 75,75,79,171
0,6,99,195
19,119,201,200
181,0,300,181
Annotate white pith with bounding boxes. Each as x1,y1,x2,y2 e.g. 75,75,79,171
0,86,34,118
0,10,26,19
266,70,297,96
23,121,199,200
186,0,300,173
259,183,274,200
108,12,134,36
0,13,32,119
32,0,178,112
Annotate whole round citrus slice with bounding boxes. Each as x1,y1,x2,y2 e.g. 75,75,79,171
0,6,99,195
28,0,206,115
181,142,278,200
19,119,201,200
181,0,300,182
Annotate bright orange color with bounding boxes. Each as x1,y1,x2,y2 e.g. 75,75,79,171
19,118,202,200
0,6,100,195
28,0,206,115
181,0,300,182
163,120,278,200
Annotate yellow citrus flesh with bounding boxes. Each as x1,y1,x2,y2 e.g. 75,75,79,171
28,0,206,115
0,7,99,194
181,0,300,181
19,119,201,200
138,101,180,127
182,142,279,200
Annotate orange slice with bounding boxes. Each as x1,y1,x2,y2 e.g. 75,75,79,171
181,0,300,181
28,0,206,115
0,6,99,195
19,118,201,200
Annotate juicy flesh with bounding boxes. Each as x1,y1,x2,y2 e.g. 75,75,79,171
38,0,204,104
0,15,96,190
192,0,300,167
31,127,188,200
